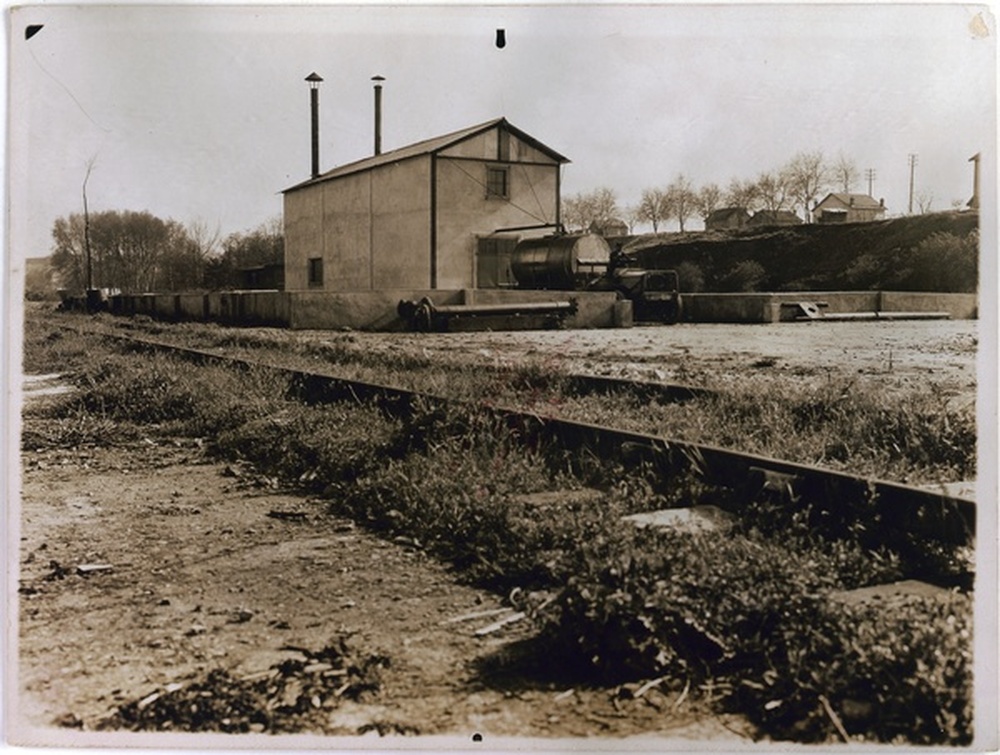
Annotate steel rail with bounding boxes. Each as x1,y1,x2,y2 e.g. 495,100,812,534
89,328,976,548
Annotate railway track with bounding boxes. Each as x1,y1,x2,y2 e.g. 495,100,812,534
68,325,975,557
27,318,978,743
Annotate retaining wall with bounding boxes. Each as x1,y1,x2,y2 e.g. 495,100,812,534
682,291,977,323
109,288,621,330
109,289,977,329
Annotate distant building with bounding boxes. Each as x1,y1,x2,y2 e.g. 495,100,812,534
705,207,751,231
747,210,803,228
813,193,887,223
589,218,629,238
282,117,568,292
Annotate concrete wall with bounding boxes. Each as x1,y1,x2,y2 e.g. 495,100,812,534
680,293,777,323
371,160,432,290
109,288,619,331
283,186,324,291
465,289,620,329
291,290,460,331
435,158,559,290
177,294,209,320
283,123,561,295
880,291,978,319
284,158,432,293
682,291,978,323
110,288,971,329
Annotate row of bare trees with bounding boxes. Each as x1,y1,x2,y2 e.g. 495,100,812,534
563,151,867,233
50,210,283,294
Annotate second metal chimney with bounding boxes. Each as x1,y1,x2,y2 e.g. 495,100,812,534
372,75,385,156
306,72,323,178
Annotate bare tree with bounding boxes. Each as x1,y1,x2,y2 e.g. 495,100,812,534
785,151,828,222
51,210,223,294
589,187,619,226
755,170,792,214
724,178,760,212
622,204,641,234
562,187,619,232
832,152,860,193
636,187,669,233
666,174,697,232
696,183,723,224
82,156,97,290
916,190,935,214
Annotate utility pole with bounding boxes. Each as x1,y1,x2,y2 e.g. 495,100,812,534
908,154,918,214
82,157,96,294
865,168,876,197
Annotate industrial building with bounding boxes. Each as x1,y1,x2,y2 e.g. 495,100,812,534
282,117,569,293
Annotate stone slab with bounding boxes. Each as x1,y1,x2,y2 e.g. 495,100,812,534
622,505,735,534
829,580,959,608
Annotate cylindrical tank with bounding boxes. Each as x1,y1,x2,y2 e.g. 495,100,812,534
510,234,611,290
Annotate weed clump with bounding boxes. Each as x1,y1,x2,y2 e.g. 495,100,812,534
59,352,292,438
540,526,972,744
214,402,399,491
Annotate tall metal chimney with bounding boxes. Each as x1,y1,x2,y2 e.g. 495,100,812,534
372,75,385,156
969,152,981,210
306,72,323,178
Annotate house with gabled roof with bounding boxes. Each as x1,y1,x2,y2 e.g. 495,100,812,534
282,117,569,291
813,193,887,224
589,218,629,238
705,207,751,231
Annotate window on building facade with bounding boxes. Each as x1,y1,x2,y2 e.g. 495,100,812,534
308,257,323,287
486,166,509,199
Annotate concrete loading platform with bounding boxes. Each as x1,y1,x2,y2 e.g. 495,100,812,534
106,288,976,330
108,288,624,330
680,291,976,324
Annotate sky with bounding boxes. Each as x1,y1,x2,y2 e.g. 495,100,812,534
6,3,997,261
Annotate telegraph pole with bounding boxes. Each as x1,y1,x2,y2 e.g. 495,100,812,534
82,157,96,293
907,154,918,214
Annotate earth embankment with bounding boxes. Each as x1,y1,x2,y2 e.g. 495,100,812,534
626,211,978,293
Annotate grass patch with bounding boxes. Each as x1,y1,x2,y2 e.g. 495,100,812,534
538,526,972,744
551,378,975,484
21,311,975,744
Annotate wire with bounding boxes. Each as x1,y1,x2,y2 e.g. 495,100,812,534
440,158,550,226
519,162,548,222
28,44,111,134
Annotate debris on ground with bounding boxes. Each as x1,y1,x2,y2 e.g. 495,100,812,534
98,637,392,734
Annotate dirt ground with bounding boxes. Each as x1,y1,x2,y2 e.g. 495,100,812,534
292,319,981,406
11,318,982,746
13,402,753,746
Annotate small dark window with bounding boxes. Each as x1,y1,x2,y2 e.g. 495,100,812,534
486,166,509,199
308,257,323,287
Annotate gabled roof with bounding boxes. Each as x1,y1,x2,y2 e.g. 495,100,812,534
816,193,884,210
284,117,569,193
706,207,750,221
